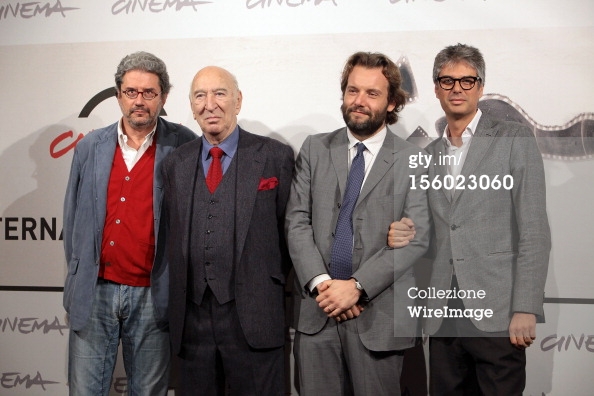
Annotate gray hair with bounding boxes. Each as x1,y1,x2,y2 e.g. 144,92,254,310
433,43,485,85
114,51,171,94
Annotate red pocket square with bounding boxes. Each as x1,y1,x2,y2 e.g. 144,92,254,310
258,177,278,191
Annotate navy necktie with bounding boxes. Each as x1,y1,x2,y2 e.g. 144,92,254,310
330,142,366,280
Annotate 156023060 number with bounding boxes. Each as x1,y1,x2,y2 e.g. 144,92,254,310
409,174,514,191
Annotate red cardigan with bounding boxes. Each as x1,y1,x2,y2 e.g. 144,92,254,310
99,144,156,286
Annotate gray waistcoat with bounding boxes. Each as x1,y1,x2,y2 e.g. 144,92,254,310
188,157,237,305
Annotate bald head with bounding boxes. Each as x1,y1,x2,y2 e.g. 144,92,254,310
189,66,243,144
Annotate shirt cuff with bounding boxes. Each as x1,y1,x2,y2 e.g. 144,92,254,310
307,274,332,293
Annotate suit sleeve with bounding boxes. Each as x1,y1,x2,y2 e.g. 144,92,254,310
509,126,551,319
285,136,329,290
352,149,431,300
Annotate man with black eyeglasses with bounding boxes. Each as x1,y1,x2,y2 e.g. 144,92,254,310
63,51,196,395
388,43,551,395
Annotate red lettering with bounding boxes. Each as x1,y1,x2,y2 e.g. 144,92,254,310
49,130,84,158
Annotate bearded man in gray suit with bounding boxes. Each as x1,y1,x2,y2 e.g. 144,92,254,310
389,44,551,395
286,52,431,395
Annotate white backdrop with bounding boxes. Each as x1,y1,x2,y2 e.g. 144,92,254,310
1,0,593,394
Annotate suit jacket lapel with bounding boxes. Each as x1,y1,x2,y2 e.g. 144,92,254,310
95,128,117,192
452,116,497,203
234,129,266,262
177,139,202,262
357,130,397,206
431,139,451,202
330,129,349,197
154,118,177,214
94,127,117,233
154,118,180,246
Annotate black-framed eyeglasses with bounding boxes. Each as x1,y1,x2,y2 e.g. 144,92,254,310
121,88,160,100
436,76,482,90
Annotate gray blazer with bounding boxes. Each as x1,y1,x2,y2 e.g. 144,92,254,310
423,114,551,334
286,127,431,351
63,118,196,331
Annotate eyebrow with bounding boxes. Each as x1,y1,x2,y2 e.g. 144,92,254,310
346,85,382,93
194,87,229,93
123,86,157,91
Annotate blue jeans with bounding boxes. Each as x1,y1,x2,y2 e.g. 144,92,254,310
68,279,170,395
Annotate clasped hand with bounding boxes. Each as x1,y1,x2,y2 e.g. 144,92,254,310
315,280,364,322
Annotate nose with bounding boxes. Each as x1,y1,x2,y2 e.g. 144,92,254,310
353,91,366,106
204,93,217,111
133,94,147,105
451,80,464,92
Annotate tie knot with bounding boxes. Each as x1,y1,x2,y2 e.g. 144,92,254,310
355,143,366,156
210,147,224,159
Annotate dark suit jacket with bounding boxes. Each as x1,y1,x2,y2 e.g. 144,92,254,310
423,114,551,334
162,127,294,354
63,118,197,331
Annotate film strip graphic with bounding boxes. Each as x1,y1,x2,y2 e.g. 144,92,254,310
479,94,594,161
408,94,594,162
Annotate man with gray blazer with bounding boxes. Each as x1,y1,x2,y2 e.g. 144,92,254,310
389,44,551,395
63,52,196,395
286,52,430,395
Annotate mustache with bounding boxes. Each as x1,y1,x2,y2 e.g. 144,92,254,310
129,106,148,114
346,105,370,116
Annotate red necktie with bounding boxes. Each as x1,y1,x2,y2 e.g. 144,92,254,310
206,147,224,193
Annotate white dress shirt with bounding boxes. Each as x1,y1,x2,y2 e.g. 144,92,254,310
117,119,157,171
442,109,482,181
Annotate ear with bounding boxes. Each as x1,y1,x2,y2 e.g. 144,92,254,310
477,83,484,97
387,100,396,113
235,90,243,115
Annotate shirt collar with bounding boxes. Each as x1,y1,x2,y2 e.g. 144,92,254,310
442,108,482,148
117,118,157,148
201,125,240,159
346,126,387,157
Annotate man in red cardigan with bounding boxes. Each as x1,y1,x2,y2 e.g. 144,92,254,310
63,51,196,395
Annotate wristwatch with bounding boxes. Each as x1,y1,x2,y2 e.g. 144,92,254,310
351,278,369,302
